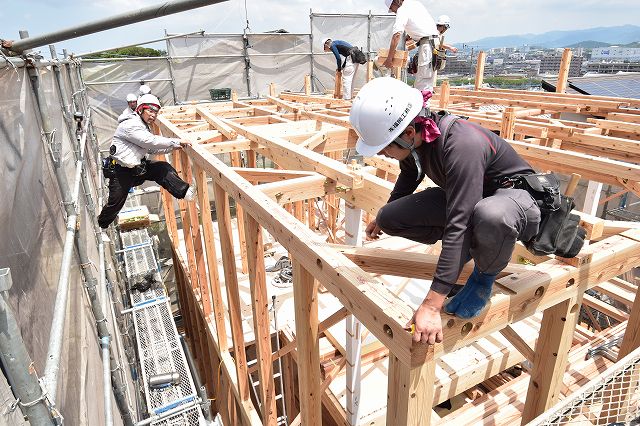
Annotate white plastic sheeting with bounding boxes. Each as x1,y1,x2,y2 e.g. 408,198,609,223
0,62,133,424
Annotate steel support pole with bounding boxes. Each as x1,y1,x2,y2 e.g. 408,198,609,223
0,269,56,425
9,0,229,53
164,29,179,104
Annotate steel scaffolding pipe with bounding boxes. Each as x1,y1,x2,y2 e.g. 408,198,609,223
9,0,229,53
0,269,56,425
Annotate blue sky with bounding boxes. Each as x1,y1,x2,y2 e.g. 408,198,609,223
3,0,640,57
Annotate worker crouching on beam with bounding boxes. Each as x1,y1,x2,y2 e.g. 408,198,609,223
350,77,584,345
98,94,194,229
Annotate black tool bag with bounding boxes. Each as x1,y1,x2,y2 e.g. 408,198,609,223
504,173,586,258
102,156,117,179
349,47,368,65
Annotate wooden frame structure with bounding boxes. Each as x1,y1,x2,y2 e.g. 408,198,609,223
153,72,640,425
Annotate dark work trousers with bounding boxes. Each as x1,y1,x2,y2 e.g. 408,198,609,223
98,160,189,229
376,187,541,275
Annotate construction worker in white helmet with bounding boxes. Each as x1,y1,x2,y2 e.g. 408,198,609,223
98,94,195,229
350,77,547,345
118,93,139,122
138,84,151,96
435,15,458,54
383,0,439,92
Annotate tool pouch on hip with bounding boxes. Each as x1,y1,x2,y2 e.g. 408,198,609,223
102,156,117,179
524,194,586,258
506,173,586,258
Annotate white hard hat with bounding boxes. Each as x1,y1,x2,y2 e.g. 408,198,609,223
437,15,451,28
136,94,161,110
138,84,151,95
321,38,331,47
126,93,137,102
350,77,423,157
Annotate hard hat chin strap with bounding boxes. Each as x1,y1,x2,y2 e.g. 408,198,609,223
391,135,422,180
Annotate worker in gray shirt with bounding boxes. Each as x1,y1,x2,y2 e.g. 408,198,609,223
350,77,541,345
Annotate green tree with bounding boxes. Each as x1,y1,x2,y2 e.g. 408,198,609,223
85,46,166,59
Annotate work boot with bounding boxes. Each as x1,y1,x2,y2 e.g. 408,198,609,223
443,266,498,319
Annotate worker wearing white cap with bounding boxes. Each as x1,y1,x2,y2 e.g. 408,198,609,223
383,0,439,92
98,94,195,229
118,93,139,122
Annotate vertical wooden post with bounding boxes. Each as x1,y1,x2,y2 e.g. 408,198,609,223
366,60,374,82
438,80,450,109
180,152,211,313
386,354,436,426
231,90,238,103
269,82,276,97
294,201,305,223
194,165,228,351
244,214,278,424
344,202,363,425
160,188,179,246
334,71,343,99
474,51,486,91
556,48,573,94
500,107,517,140
213,182,250,401
292,259,321,426
307,199,316,230
172,151,198,286
304,75,312,95
522,296,583,423
230,151,249,274
583,181,603,216
394,65,402,80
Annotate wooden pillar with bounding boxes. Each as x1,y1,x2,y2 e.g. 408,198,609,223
292,259,321,426
194,165,228,350
438,80,450,109
344,202,363,425
386,354,436,426
334,71,343,99
269,82,276,97
474,51,486,91
160,188,179,246
500,107,516,140
307,199,316,230
521,295,583,423
304,75,312,95
172,151,198,286
231,90,238,103
230,151,249,274
244,214,278,424
556,48,573,94
366,60,374,82
583,181,603,216
213,182,250,401
180,152,211,312
294,201,305,223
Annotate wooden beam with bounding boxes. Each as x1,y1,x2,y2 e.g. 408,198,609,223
387,352,436,426
500,107,516,140
499,325,535,361
230,152,249,274
292,259,321,426
196,106,238,140
244,214,278,424
258,175,333,205
439,80,450,109
232,167,316,183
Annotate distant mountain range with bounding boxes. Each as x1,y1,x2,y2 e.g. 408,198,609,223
457,25,640,49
